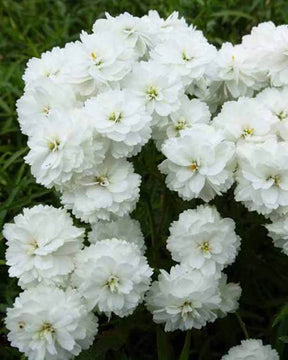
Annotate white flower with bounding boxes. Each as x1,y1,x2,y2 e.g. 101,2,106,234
221,339,279,360
72,238,153,317
25,109,104,189
208,43,267,99
242,22,288,87
142,10,189,44
150,28,216,86
3,205,84,289
167,205,241,275
265,216,288,255
88,216,146,253
61,156,141,222
235,139,288,215
17,79,78,136
217,273,242,318
152,95,211,149
159,124,235,201
64,31,135,96
123,61,184,117
5,286,98,360
256,87,288,140
84,89,152,158
146,264,221,332
23,47,67,87
213,97,277,144
92,12,153,58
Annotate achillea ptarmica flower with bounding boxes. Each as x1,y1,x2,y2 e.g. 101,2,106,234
146,264,221,331
61,157,141,222
150,27,217,86
242,21,288,87
25,110,103,189
213,97,277,144
72,238,153,317
256,86,288,141
17,79,78,137
3,205,84,289
84,89,152,158
159,124,236,201
235,139,288,215
167,205,241,275
5,286,98,360
23,46,67,87
88,216,146,253
64,31,136,96
123,60,184,117
207,42,268,100
152,95,211,149
221,339,279,360
92,12,154,58
265,216,288,255
217,273,242,318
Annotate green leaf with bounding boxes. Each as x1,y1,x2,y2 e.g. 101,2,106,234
279,336,288,343
273,303,288,327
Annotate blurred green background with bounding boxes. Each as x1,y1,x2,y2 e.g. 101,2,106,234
1,0,288,359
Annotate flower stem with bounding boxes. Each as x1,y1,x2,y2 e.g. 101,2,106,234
179,330,192,360
235,312,249,340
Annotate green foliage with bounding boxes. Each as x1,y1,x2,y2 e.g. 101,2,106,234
1,0,288,359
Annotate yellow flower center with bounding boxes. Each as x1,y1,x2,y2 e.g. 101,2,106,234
48,139,61,152
242,128,254,138
189,161,198,171
105,275,120,293
147,86,158,100
268,175,281,186
91,52,103,66
41,105,50,115
175,119,188,131
200,241,211,252
38,322,55,338
109,111,122,123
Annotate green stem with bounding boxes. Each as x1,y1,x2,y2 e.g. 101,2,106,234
235,312,249,340
179,330,192,360
146,197,155,247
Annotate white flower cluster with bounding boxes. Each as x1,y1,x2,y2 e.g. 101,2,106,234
5,10,287,359
146,205,242,331
4,204,152,360
221,339,279,360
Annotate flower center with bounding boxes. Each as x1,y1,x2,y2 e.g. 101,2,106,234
175,118,188,131
277,111,288,121
147,86,158,100
182,51,192,62
18,321,25,330
199,241,211,253
48,138,60,152
95,175,109,187
179,301,194,316
38,322,55,338
41,105,50,115
189,161,198,171
27,239,39,255
242,127,254,138
90,52,103,66
105,275,120,293
109,111,122,123
268,175,281,186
